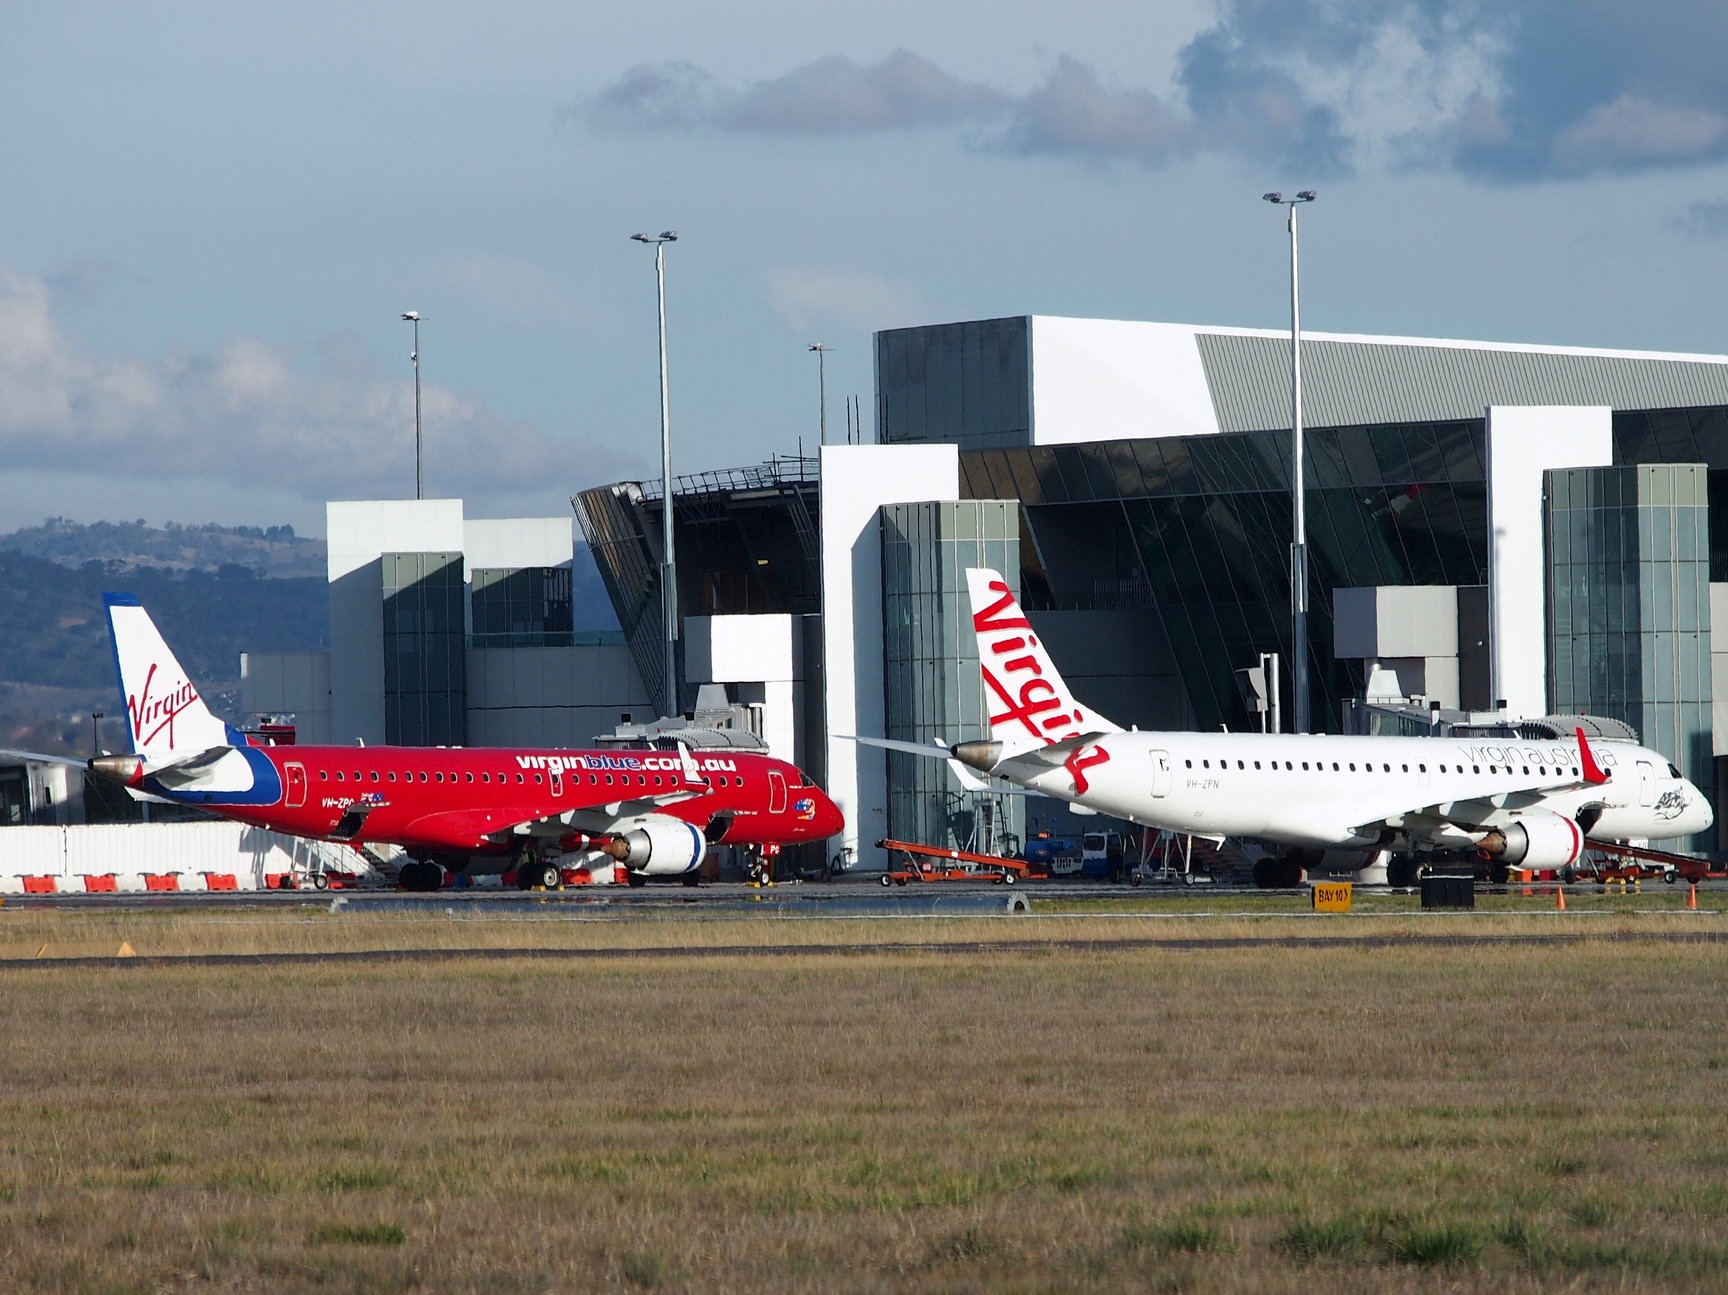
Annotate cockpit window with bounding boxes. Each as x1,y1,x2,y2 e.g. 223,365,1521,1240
1669,764,1683,779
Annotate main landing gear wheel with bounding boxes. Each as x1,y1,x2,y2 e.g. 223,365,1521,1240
1252,857,1304,889
681,872,700,888
626,871,647,888
536,863,562,890
398,860,438,891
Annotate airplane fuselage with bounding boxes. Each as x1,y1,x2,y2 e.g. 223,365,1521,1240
135,741,843,860
996,729,1711,849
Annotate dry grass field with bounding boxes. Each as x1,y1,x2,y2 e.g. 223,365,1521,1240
0,907,1725,1292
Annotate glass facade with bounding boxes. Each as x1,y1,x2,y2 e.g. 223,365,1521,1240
470,566,574,648
1546,464,1713,842
881,500,1025,854
575,460,821,718
957,423,1488,731
382,552,466,747
877,318,1031,449
1613,406,1728,580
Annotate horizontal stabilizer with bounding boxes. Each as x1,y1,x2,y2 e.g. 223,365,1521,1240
0,748,87,769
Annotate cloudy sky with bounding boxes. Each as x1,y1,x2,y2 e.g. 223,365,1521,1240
4,1,1728,536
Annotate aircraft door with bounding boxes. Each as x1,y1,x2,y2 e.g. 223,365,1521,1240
550,767,566,798
284,762,307,809
768,770,787,814
1637,760,1655,807
1150,750,1172,798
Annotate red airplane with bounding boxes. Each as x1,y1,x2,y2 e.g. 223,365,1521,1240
76,594,842,889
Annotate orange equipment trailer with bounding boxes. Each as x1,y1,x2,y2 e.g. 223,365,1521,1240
876,839,1033,886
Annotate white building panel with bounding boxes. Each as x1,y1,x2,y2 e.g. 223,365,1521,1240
1486,406,1612,717
1030,317,1222,444
327,499,465,581
686,615,798,683
241,651,331,745
463,517,573,573
1333,586,1458,659
684,617,802,762
820,443,960,860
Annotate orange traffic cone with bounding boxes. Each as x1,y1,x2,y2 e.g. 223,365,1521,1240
1688,883,1699,911
1555,885,1566,912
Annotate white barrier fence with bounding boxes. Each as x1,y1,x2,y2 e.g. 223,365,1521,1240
0,822,370,893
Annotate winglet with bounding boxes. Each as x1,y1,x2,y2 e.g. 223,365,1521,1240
1576,726,1610,786
676,740,708,787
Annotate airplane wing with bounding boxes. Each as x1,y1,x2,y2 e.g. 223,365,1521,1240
841,733,1058,798
1336,726,1613,838
0,748,87,767
395,787,714,850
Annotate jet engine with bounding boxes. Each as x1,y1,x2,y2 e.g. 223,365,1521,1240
1477,812,1584,867
598,819,707,875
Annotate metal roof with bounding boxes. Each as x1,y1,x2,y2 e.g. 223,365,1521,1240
1195,331,1728,432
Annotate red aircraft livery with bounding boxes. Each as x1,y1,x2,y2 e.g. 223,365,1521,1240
83,594,842,889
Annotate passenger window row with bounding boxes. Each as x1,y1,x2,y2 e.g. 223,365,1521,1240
1180,758,1580,778
313,769,749,789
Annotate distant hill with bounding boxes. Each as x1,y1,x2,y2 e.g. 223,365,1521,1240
0,517,326,579
0,517,620,753
0,549,328,755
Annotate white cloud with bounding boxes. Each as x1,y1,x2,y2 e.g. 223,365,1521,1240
0,267,642,517
1552,95,1728,173
577,6,1728,182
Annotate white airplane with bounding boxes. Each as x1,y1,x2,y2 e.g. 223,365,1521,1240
861,568,1714,887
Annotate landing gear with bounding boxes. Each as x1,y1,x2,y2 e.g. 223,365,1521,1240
1252,856,1305,888
536,862,562,890
680,872,700,888
398,859,443,892
626,871,647,888
1387,857,1419,888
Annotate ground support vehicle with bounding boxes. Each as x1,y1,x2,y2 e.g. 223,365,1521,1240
876,839,1030,886
1556,840,1723,885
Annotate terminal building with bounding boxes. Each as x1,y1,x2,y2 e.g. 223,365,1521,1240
244,315,1728,864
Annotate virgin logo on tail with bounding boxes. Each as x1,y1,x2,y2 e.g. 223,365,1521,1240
128,662,200,750
972,578,1086,747
1063,743,1112,795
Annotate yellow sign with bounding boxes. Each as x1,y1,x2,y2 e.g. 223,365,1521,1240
1312,882,1353,913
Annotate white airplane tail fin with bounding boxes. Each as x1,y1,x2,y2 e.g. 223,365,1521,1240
105,593,236,764
964,568,1121,760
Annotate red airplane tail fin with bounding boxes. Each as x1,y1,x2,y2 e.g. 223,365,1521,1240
1576,727,1611,786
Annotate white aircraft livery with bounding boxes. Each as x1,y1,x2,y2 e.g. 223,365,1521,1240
868,568,1714,887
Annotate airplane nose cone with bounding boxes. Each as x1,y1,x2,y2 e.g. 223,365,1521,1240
815,790,845,838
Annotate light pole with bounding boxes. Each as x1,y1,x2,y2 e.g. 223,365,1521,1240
808,343,831,446
90,711,103,758
401,311,422,500
631,231,680,719
1262,190,1317,733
